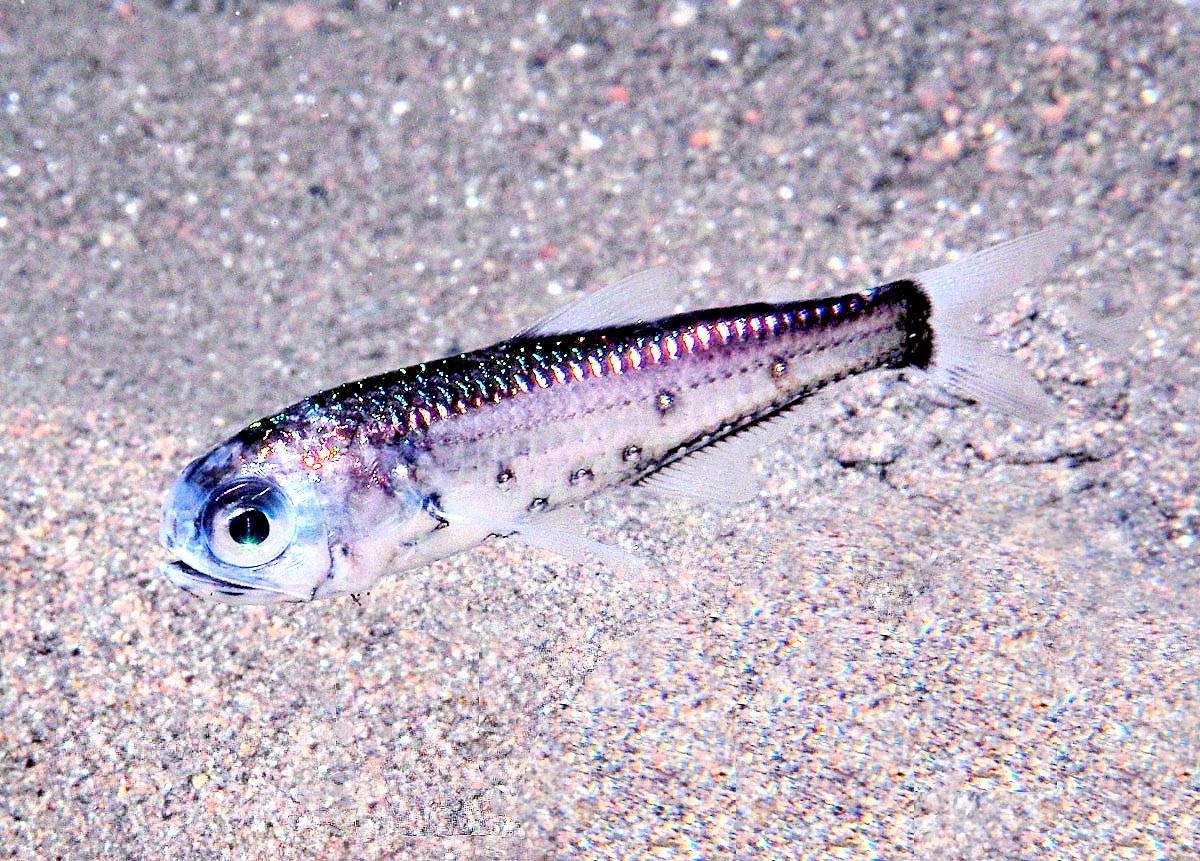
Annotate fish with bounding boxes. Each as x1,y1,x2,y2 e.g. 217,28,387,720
158,229,1121,605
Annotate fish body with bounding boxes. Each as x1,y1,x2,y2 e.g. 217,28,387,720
160,231,1085,604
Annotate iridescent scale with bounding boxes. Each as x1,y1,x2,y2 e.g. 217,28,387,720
243,280,931,503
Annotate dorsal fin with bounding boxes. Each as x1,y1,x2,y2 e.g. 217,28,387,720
521,266,685,337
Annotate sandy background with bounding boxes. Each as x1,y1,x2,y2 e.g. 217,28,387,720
2,1,1197,858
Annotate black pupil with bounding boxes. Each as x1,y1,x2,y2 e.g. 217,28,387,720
228,508,270,547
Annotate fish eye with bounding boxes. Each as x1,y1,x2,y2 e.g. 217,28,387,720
202,479,295,568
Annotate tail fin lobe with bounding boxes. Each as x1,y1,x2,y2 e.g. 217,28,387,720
917,229,1070,422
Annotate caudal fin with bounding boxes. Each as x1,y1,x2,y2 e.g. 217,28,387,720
915,229,1137,422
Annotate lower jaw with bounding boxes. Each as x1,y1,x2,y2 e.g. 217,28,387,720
159,560,283,605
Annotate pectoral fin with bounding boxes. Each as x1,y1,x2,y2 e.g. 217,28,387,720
433,499,646,571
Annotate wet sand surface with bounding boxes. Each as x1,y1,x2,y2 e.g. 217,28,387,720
2,3,1198,858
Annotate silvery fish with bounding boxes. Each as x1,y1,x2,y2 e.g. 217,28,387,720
159,230,1114,604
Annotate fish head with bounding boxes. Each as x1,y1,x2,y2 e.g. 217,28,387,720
159,435,337,605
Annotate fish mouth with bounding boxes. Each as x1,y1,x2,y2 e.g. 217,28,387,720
160,560,293,606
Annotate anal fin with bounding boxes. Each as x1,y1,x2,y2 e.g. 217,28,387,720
638,400,819,504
